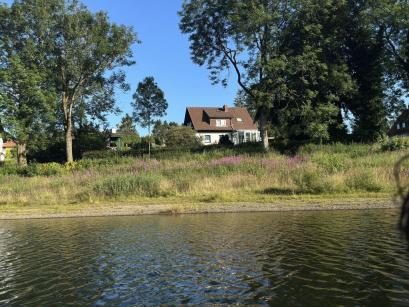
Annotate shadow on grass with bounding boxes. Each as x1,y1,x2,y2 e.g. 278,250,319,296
260,187,300,195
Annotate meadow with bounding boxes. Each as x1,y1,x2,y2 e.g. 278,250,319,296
1,141,408,214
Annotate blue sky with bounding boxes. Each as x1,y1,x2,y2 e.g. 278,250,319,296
82,0,238,135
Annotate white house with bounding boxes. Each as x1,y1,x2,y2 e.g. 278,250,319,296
183,105,260,145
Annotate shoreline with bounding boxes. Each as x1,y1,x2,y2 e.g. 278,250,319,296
0,198,400,220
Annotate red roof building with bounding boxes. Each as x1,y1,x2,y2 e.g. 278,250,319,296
184,105,260,145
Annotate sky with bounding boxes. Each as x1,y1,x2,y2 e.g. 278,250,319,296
81,0,238,135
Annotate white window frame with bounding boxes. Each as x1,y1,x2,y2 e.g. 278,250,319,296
216,119,227,127
204,135,211,144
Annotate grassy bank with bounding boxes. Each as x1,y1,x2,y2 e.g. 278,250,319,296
0,142,407,215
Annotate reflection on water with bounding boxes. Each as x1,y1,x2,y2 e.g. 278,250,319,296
0,209,409,305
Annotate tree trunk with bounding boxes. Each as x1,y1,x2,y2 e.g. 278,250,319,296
17,142,27,166
65,120,73,163
148,124,151,159
63,94,74,163
259,111,269,150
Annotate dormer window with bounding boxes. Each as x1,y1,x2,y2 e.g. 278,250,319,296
236,118,243,122
216,119,227,127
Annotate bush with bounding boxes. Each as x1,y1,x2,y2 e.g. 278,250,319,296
94,173,163,197
380,136,409,151
346,170,383,192
165,126,201,149
82,150,119,160
292,169,345,194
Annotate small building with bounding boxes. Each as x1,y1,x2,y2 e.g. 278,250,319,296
389,109,409,137
0,138,16,162
108,129,139,150
184,105,260,145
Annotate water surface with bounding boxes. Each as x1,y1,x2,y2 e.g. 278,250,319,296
0,209,409,305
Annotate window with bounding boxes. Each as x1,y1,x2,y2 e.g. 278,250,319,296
403,123,406,129
204,135,211,144
397,123,401,130
236,118,243,122
245,132,251,142
251,133,256,142
216,119,227,127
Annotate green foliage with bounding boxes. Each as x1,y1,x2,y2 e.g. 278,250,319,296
380,136,409,151
117,114,138,134
292,170,340,194
94,173,163,197
132,77,168,130
165,126,201,149
0,162,66,177
346,170,383,192
2,0,137,162
179,0,409,144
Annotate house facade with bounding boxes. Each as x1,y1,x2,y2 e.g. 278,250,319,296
389,109,409,137
184,105,260,145
0,138,16,162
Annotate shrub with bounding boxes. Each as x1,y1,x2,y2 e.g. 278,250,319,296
219,135,233,146
380,137,409,151
312,153,350,173
165,126,201,149
346,170,383,192
94,173,163,197
292,169,345,194
82,150,119,160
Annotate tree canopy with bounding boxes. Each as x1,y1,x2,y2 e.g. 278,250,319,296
132,76,168,156
179,0,409,145
1,0,138,162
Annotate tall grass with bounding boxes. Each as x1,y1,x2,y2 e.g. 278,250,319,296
0,142,407,205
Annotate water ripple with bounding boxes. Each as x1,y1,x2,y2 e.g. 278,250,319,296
0,209,408,305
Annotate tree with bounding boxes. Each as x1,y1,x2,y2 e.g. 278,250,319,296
116,114,140,150
0,4,56,165
179,0,354,148
53,1,137,162
117,114,137,133
179,0,282,149
6,0,137,163
132,77,168,157
165,126,201,149
152,120,178,146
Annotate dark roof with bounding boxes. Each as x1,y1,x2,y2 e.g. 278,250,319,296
184,106,258,132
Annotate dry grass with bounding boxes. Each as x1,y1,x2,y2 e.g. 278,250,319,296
0,143,407,209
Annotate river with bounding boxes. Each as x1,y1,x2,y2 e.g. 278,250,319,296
0,209,408,305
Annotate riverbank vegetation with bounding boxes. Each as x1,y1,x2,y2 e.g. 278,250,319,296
0,142,407,208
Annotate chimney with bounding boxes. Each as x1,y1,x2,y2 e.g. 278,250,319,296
223,104,228,112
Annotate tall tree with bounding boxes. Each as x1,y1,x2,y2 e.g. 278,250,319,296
132,77,168,157
179,0,289,149
0,4,56,165
180,0,356,146
52,1,137,162
117,114,137,133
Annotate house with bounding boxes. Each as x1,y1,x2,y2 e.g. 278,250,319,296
184,105,260,145
389,109,409,137
0,138,16,162
108,129,139,150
